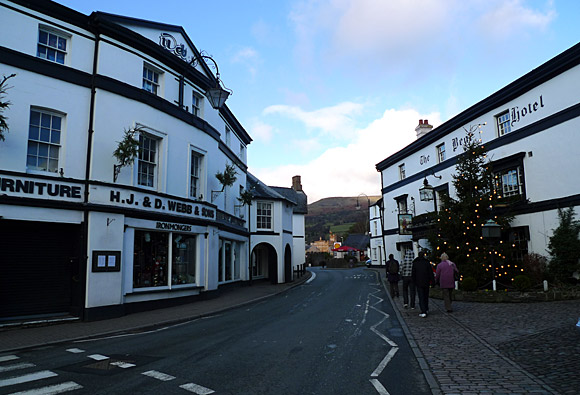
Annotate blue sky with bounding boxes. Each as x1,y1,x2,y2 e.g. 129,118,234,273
58,0,580,202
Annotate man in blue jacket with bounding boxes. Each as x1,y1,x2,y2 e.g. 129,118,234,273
411,250,435,317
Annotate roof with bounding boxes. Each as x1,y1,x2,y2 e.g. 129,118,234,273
343,234,370,251
270,187,308,214
246,173,295,204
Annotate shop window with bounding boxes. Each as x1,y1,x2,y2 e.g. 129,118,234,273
190,150,203,198
37,27,68,65
27,109,62,173
192,92,203,117
399,163,406,180
143,64,160,95
172,234,196,285
138,133,158,188
256,202,273,230
133,230,168,288
496,110,511,136
436,143,446,163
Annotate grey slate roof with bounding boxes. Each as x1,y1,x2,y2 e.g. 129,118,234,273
246,173,294,204
270,187,308,215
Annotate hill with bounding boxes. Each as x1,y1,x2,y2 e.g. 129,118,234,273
305,196,381,243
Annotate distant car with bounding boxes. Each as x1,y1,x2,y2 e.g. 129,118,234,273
366,259,372,267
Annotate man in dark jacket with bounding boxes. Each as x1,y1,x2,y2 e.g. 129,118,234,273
385,254,400,298
411,250,434,317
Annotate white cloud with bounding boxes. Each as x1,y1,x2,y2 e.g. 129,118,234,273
249,119,275,143
250,107,441,203
231,47,261,78
263,101,364,138
478,0,556,39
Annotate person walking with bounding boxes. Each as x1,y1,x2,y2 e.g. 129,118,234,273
385,253,400,299
400,248,416,309
435,252,459,313
411,250,434,318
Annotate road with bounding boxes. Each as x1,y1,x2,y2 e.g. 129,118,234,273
0,268,431,394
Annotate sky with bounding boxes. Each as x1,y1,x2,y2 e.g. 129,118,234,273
57,0,580,203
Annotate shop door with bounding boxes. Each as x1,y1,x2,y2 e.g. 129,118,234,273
0,220,81,320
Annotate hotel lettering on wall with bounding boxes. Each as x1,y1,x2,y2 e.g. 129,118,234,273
510,95,545,127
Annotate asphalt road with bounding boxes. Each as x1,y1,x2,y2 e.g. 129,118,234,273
0,267,431,395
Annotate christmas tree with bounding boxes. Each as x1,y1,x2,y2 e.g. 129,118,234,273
427,125,516,287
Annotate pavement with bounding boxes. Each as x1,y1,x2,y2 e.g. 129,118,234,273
1,268,579,395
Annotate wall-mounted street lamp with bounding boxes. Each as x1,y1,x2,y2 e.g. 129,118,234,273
355,193,370,211
419,171,442,202
189,52,232,109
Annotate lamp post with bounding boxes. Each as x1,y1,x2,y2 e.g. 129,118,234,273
482,219,501,291
190,53,232,109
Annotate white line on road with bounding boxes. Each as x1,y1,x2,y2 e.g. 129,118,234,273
110,361,136,369
8,381,83,395
141,370,176,381
371,347,399,377
369,379,390,395
87,354,109,361
306,272,316,284
65,348,84,354
0,355,19,363
179,382,215,394
0,362,35,373
0,370,57,388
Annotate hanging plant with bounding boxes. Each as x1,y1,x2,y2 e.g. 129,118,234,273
238,189,254,206
113,126,142,182
0,74,16,142
215,163,237,191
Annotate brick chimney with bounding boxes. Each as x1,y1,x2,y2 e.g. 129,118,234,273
415,119,433,139
292,175,302,191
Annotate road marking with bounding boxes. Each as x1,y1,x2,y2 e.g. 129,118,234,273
306,272,316,284
110,361,136,369
0,370,57,388
0,355,19,363
8,381,83,395
0,362,35,372
179,383,215,394
369,379,390,395
371,347,399,377
65,348,84,354
141,370,176,381
87,354,109,361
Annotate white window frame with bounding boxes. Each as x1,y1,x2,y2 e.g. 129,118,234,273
37,26,69,65
256,201,273,230
189,147,205,199
436,143,446,163
143,63,161,95
497,110,511,137
27,108,64,174
496,167,524,198
192,91,203,117
135,126,166,190
225,126,231,146
398,163,406,180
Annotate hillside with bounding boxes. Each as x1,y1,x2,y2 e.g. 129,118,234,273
305,196,381,243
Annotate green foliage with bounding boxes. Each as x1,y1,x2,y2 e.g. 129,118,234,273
512,275,532,292
427,126,514,286
460,276,478,292
215,163,237,191
113,127,141,167
0,74,16,142
547,207,580,283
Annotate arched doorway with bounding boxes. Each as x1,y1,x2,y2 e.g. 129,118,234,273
251,243,278,284
284,244,292,283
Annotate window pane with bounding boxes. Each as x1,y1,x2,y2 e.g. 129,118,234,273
49,145,59,159
40,113,51,128
39,30,48,44
37,157,48,170
37,46,47,59
29,126,39,140
27,142,38,155
27,155,37,168
48,33,57,48
51,130,61,144
40,128,50,142
57,37,66,51
30,111,40,126
47,48,56,61
56,52,65,64
48,159,58,172
133,230,168,288
172,235,196,285
38,143,49,157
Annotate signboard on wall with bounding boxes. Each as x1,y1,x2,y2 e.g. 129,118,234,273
398,214,413,235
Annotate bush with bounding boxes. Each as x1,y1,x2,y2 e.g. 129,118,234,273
521,253,548,284
460,276,478,292
512,275,532,292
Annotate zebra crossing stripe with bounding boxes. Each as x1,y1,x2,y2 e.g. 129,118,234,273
110,362,136,369
87,354,109,361
0,362,35,373
0,355,19,363
8,381,83,395
0,370,57,388
179,383,215,394
65,348,84,354
141,370,176,381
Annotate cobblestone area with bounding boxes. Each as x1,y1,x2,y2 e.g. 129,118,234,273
393,294,579,394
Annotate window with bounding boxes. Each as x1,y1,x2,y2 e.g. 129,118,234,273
192,92,203,117
436,143,446,163
27,109,62,173
495,167,524,198
133,230,168,288
239,143,245,160
143,65,160,95
218,240,241,283
395,196,407,214
508,227,529,264
373,221,378,236
256,202,273,230
138,133,158,187
172,234,197,285
435,185,449,213
497,111,511,136
225,126,231,146
37,28,68,64
398,164,406,180
190,151,203,198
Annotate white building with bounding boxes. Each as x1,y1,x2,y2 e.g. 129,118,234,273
369,199,386,267
376,41,580,266
0,0,300,322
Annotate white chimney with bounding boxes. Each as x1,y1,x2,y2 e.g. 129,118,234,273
415,119,433,139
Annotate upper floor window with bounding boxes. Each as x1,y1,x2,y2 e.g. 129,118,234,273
436,143,446,163
256,202,273,230
27,109,62,173
138,133,158,187
435,185,449,213
37,28,68,65
495,167,524,198
497,111,511,136
395,195,407,214
192,92,203,117
398,164,406,180
239,143,245,160
143,65,160,95
190,150,203,198
225,126,231,146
